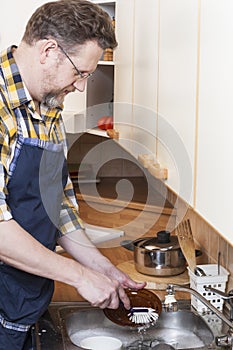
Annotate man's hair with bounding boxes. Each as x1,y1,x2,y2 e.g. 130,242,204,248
22,0,117,51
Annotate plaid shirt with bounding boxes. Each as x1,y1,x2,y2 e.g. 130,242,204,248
0,46,83,235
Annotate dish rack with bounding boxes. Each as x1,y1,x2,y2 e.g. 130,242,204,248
188,264,229,313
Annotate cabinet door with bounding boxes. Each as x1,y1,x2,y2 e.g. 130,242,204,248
196,0,233,242
114,0,135,152
132,0,159,158
114,0,159,158
157,0,198,205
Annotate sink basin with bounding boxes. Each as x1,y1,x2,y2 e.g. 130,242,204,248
36,301,217,349
58,305,214,349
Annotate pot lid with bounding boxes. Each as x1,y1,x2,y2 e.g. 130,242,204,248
137,231,180,251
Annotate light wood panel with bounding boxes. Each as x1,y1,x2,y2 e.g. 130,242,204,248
78,199,175,241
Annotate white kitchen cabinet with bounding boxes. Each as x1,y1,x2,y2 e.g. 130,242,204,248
196,0,233,243
156,0,233,242
66,0,233,243
113,0,135,152
114,0,159,159
157,0,198,206
131,0,159,158
115,0,196,207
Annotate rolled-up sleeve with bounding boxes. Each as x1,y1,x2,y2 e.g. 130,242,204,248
0,126,12,221
0,162,12,221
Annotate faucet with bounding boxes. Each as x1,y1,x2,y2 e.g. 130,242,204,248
165,284,233,349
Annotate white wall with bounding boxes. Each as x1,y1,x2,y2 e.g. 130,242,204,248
0,0,85,121
0,1,48,50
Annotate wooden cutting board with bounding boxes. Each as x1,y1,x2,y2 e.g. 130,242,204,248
117,260,190,290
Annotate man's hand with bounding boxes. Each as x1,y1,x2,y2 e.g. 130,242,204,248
58,230,146,309
74,266,131,309
104,264,146,290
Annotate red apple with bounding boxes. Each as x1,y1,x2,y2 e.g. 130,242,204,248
97,116,113,130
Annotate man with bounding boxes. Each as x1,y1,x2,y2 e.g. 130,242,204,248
0,1,145,348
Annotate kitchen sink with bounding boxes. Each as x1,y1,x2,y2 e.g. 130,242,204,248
36,301,218,349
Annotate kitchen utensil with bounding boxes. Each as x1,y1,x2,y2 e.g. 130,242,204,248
194,266,206,276
176,219,196,273
103,289,162,327
80,336,122,350
128,307,159,324
218,251,221,275
120,231,201,277
127,231,186,276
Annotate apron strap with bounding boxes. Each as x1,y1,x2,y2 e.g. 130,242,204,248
0,314,31,332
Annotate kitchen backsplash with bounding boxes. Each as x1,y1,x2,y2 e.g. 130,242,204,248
166,187,233,293
67,132,144,178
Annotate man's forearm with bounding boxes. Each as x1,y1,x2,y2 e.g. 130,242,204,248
0,220,140,309
0,219,85,287
58,230,147,294
58,229,113,274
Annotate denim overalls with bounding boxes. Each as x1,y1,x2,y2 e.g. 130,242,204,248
0,108,68,349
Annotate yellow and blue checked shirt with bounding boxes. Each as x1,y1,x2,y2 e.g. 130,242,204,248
0,46,83,235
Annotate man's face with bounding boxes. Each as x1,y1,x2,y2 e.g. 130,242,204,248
41,40,103,108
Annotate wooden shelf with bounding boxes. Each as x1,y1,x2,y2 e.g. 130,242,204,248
92,0,115,5
86,127,109,138
98,60,115,65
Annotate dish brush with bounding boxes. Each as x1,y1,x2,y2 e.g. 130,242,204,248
128,307,159,324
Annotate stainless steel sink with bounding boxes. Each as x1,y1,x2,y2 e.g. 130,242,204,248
36,301,217,349
64,307,213,349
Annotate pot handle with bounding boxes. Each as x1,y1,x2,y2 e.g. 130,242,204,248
180,249,202,259
120,240,135,251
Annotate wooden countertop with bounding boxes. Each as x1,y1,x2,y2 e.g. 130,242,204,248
53,245,189,302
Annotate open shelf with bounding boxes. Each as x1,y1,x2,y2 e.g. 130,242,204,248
98,60,115,66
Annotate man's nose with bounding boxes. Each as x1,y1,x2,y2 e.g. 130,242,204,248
73,79,87,92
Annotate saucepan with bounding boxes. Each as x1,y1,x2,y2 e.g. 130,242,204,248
121,230,201,277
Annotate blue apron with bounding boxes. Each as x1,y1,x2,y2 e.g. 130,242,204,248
0,109,68,349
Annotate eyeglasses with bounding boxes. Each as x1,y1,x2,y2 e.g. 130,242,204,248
58,44,93,81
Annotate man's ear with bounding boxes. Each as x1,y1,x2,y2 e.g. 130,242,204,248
39,39,58,64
